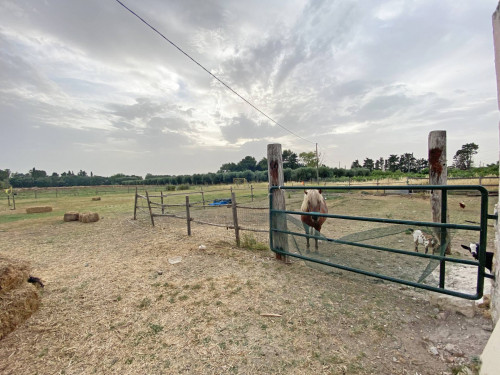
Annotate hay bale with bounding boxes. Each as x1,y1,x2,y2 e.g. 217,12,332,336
0,257,30,294
0,282,40,340
26,206,52,214
79,212,99,223
92,197,101,201
0,257,41,340
63,211,80,222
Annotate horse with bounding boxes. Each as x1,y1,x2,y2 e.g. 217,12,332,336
300,189,328,252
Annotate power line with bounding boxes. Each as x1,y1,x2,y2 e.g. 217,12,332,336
113,0,315,144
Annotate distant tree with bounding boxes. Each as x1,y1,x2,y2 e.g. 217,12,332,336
0,169,10,181
351,159,361,169
415,158,428,172
77,170,87,177
237,156,257,171
363,158,374,172
256,157,268,171
453,143,479,170
299,151,318,168
282,149,301,169
374,158,384,171
218,162,238,173
398,153,416,173
30,168,47,179
386,154,400,172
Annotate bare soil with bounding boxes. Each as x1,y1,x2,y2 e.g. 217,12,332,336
0,193,494,374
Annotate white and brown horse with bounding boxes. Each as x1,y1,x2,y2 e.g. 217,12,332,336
300,189,328,252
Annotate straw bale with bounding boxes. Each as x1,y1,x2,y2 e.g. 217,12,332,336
26,206,52,214
79,212,100,223
0,282,40,340
0,257,30,294
63,211,80,222
92,197,101,201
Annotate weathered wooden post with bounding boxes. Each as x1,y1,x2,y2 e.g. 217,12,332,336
231,192,240,247
161,191,165,215
251,184,254,202
428,131,451,256
186,196,191,236
133,187,138,220
268,144,289,262
12,192,15,210
145,191,155,227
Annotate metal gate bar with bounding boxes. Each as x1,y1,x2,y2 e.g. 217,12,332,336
269,185,490,300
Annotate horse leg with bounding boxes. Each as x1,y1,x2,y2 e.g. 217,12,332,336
303,223,310,253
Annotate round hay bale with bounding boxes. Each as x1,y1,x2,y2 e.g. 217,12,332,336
26,206,52,214
63,211,80,222
92,197,101,201
0,257,30,294
0,282,40,340
79,212,99,223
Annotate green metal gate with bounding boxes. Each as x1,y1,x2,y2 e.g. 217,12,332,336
269,185,495,300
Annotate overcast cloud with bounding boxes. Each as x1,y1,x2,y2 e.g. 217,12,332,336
0,0,498,176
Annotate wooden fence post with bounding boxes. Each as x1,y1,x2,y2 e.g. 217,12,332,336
186,196,191,236
161,191,165,215
251,184,254,202
231,192,240,247
145,191,155,227
268,144,289,263
428,130,450,255
133,187,138,220
201,190,206,208
12,192,15,210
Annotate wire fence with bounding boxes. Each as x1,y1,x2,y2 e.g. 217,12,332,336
134,185,277,245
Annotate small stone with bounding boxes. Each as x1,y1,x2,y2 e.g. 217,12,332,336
157,270,163,275
429,346,439,356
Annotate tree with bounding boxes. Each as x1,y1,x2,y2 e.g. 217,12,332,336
453,143,479,170
29,168,47,179
237,156,257,171
374,158,384,171
351,159,361,169
299,151,318,168
386,155,400,172
282,149,301,169
256,157,268,171
77,170,87,177
218,162,238,173
363,158,374,172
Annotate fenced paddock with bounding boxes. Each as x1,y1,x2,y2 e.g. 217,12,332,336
134,185,271,245
0,184,495,374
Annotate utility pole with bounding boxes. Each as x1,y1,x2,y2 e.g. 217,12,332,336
315,143,319,184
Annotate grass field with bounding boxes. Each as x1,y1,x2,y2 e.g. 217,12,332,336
0,185,496,374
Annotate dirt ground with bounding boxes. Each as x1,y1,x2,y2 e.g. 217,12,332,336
0,193,495,375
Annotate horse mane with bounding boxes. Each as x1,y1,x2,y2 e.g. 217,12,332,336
301,189,326,212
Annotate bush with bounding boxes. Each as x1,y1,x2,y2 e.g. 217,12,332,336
176,184,190,191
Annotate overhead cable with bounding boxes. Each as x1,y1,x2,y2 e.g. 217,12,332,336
114,0,315,144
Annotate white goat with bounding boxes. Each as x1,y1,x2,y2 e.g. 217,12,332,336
412,229,436,254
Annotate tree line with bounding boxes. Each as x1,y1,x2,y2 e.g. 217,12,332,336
1,143,496,189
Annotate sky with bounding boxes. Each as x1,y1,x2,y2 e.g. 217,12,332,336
1,0,499,177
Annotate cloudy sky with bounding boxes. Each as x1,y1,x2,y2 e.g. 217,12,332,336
1,0,499,177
